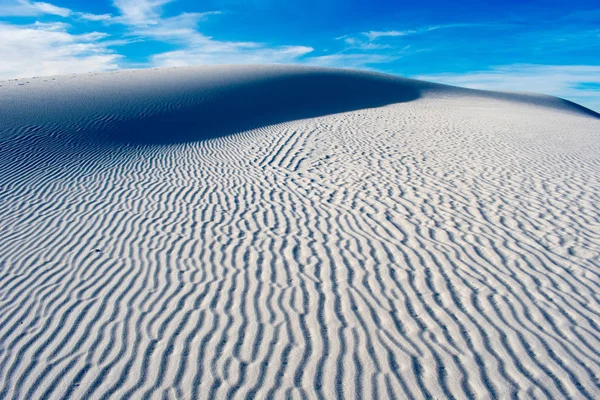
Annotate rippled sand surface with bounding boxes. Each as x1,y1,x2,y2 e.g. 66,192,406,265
1,65,599,399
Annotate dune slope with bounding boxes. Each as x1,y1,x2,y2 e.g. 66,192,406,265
0,65,599,399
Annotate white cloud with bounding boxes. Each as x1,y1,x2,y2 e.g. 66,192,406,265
113,0,174,26
78,12,113,22
152,45,313,66
0,0,71,17
363,30,415,41
336,36,391,50
304,53,399,69
0,22,120,79
415,64,600,112
361,23,480,41
128,12,221,40
0,1,114,21
111,0,311,66
30,0,69,16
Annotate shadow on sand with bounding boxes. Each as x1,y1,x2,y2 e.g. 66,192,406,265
3,65,597,148
92,68,422,145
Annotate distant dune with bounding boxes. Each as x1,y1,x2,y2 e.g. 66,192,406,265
0,65,599,399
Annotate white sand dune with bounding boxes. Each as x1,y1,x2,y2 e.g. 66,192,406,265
0,65,599,399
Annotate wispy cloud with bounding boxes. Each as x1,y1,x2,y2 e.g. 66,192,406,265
336,35,391,50
112,0,172,26
78,12,113,22
112,0,220,29
152,45,313,66
324,23,483,70
112,0,313,66
416,64,600,112
0,1,114,22
0,0,71,17
363,30,416,41
0,21,120,79
28,0,70,16
362,24,479,41
304,53,399,69
0,0,315,78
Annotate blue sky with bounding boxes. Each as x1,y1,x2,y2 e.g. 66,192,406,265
1,0,599,111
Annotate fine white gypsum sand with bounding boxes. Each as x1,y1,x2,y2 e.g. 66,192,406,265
0,65,599,399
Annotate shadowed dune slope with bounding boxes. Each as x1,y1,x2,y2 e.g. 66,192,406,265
0,65,597,145
0,65,599,399
0,65,420,145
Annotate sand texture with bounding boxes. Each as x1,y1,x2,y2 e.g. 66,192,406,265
0,65,599,399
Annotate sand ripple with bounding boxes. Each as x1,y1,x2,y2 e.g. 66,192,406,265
0,66,599,399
